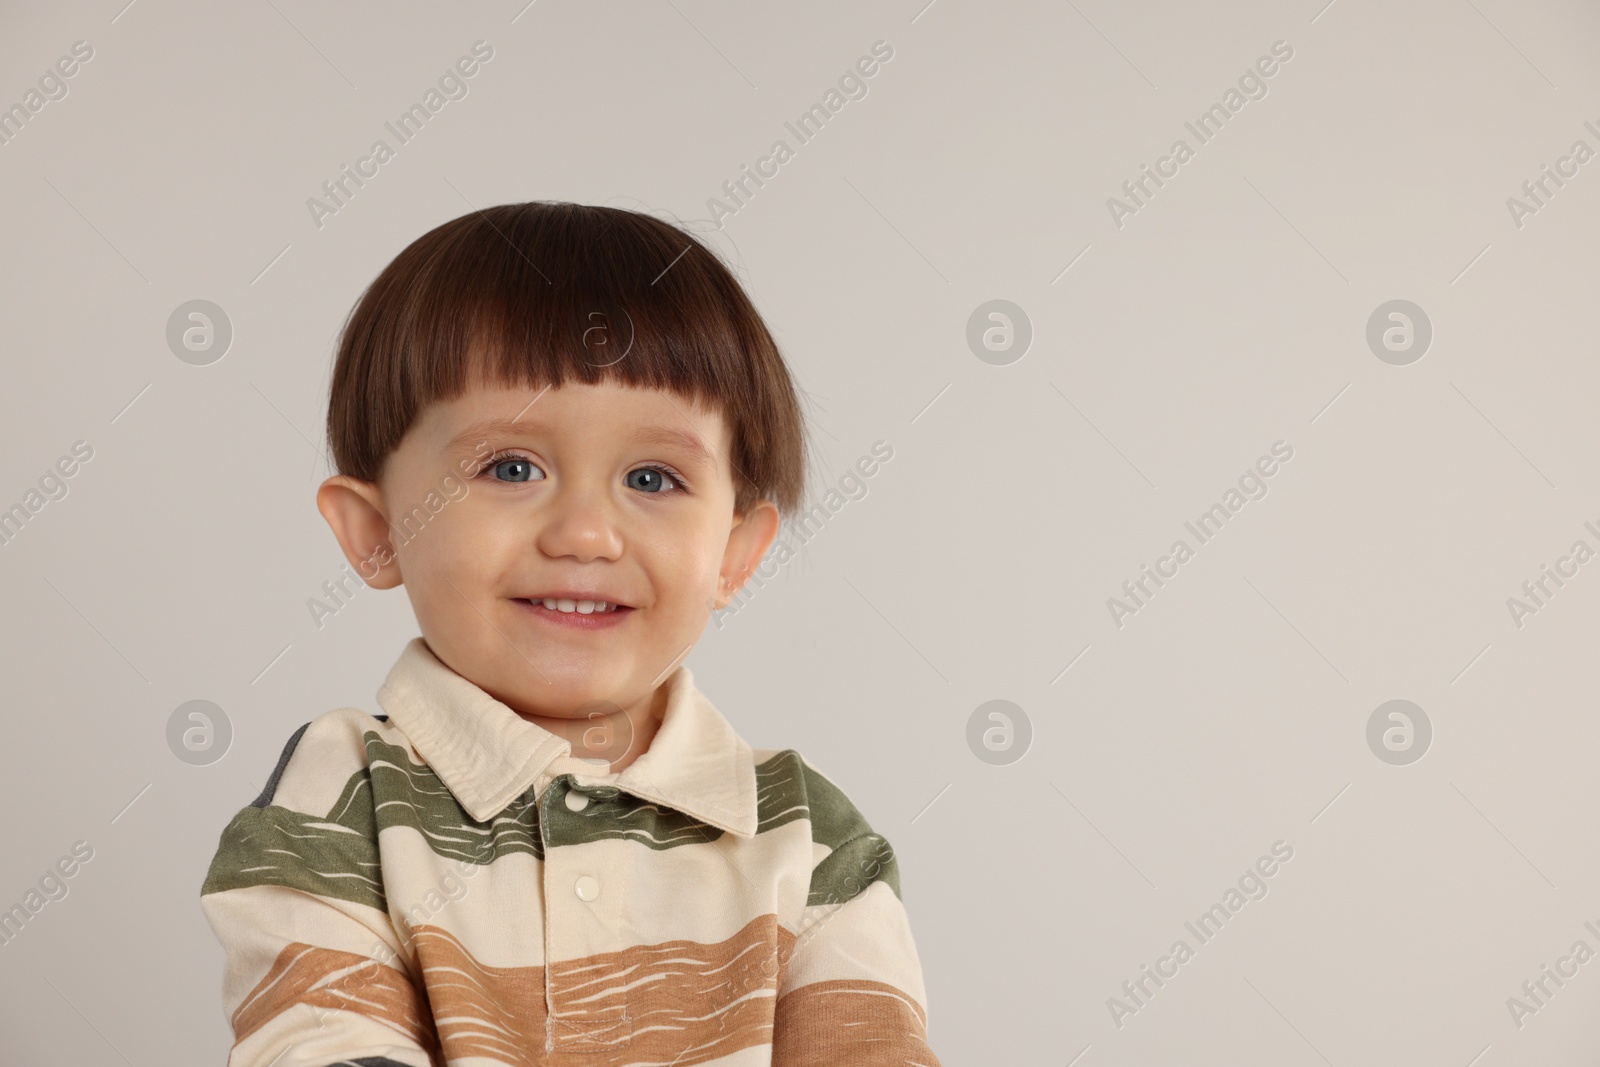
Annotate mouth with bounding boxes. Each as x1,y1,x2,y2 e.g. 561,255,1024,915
518,598,630,614
515,591,633,627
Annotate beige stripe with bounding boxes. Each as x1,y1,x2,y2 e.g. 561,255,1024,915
781,880,930,1006
266,708,397,816
372,816,813,955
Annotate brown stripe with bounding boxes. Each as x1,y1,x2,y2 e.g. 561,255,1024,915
410,924,542,1062
413,915,799,1065
232,942,438,1051
771,979,939,1066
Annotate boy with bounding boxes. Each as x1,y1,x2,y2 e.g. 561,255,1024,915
199,201,941,1066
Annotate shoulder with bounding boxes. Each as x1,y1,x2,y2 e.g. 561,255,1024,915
246,705,415,817
751,749,902,904
751,748,876,841
201,706,409,910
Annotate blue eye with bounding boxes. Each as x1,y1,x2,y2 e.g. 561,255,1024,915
476,453,685,494
627,466,684,494
482,454,544,483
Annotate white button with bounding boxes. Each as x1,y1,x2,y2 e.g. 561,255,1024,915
574,875,600,901
565,790,590,811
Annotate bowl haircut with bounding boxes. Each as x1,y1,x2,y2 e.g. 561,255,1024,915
325,201,808,520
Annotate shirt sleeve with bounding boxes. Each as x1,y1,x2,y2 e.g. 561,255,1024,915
770,756,942,1067
198,720,442,1067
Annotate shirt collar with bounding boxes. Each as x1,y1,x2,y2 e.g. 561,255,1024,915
374,637,758,837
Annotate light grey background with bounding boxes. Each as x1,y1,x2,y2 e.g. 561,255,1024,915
2,0,1598,1063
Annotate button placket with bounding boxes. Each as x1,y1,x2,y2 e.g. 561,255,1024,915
541,774,632,1049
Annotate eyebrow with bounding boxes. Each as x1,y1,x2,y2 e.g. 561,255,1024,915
445,417,716,468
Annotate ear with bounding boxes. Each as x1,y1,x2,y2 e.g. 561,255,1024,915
316,474,404,590
716,499,781,610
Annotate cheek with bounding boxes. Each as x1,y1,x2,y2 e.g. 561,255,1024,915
396,506,508,597
643,529,725,609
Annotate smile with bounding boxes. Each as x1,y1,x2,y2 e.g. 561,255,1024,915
529,598,619,614
513,598,633,628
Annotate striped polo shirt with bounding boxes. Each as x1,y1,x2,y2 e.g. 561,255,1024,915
199,636,940,1066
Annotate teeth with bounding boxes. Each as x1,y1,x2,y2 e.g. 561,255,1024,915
537,598,615,614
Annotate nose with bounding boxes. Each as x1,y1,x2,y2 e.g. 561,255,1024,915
534,480,624,563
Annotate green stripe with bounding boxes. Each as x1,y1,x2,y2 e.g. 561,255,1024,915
762,752,901,904
367,735,544,863
790,756,901,904
546,750,807,850
201,737,899,907
200,733,549,907
754,751,812,834
790,754,871,851
808,832,901,906
200,763,386,910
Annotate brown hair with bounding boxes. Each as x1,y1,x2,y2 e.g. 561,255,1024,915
324,201,808,518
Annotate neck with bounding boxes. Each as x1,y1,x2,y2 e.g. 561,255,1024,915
522,683,666,773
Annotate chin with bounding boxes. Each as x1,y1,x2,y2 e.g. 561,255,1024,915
526,661,633,705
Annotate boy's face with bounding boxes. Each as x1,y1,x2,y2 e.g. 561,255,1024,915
318,378,779,726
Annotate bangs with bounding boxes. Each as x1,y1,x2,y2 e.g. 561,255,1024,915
326,202,805,518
